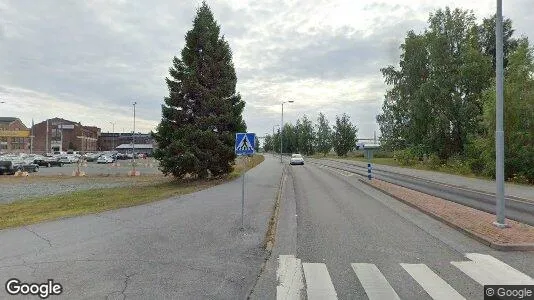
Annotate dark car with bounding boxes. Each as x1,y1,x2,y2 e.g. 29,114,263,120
12,160,39,173
34,156,63,167
0,161,16,175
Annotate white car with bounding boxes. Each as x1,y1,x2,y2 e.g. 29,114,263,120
97,155,114,164
290,154,304,165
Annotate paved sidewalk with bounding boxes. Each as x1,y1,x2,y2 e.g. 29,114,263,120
0,155,283,299
330,158,534,200
367,179,534,250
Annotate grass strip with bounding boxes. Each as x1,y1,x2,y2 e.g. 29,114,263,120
0,155,265,230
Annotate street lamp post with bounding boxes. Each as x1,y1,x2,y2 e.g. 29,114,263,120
494,0,507,228
280,100,294,163
132,102,137,176
109,121,116,151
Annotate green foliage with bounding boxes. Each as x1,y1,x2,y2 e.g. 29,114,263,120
152,2,246,178
332,113,358,157
296,115,316,155
315,112,332,156
393,148,419,166
378,7,492,158
478,39,534,183
263,135,273,152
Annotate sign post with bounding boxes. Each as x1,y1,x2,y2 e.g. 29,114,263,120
235,132,256,230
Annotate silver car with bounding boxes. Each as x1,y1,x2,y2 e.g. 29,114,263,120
290,154,304,165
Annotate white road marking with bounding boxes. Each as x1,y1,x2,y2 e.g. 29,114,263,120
351,263,401,300
302,263,338,300
401,263,466,300
276,255,304,300
452,253,534,285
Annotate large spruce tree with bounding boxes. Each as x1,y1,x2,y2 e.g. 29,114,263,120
153,2,246,178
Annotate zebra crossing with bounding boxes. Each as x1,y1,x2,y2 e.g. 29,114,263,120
276,254,534,300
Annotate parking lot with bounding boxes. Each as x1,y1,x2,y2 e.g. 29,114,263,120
0,158,167,203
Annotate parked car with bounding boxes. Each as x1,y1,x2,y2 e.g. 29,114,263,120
290,153,305,165
34,156,63,167
97,155,114,164
11,159,39,173
0,161,16,175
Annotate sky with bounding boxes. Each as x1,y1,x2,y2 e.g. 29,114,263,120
0,0,532,140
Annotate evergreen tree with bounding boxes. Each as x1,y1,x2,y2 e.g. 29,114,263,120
153,2,246,178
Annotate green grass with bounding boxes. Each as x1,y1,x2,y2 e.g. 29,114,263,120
0,155,265,230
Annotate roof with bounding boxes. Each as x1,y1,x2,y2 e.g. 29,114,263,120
0,117,19,123
115,144,154,149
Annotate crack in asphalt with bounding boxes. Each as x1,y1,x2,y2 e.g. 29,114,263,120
95,214,153,230
25,227,53,247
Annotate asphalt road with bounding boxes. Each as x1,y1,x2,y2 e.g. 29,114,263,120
306,158,534,226
252,158,534,299
0,155,282,299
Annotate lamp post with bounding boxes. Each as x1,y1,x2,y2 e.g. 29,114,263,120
132,102,137,176
109,121,116,151
494,0,507,228
280,100,294,163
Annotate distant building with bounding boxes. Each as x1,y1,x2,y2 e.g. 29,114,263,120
0,117,31,153
32,118,100,154
115,143,154,155
98,133,154,151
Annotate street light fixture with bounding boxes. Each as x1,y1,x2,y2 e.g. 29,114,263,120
281,100,294,163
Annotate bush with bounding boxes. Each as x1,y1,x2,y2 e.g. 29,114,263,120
393,149,418,166
426,153,442,170
445,155,472,175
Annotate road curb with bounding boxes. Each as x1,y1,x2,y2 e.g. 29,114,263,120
359,178,534,251
247,164,287,300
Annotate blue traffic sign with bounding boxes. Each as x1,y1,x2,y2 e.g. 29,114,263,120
235,133,255,155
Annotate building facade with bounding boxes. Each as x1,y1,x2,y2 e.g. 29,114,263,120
0,117,31,153
32,118,100,154
98,133,154,151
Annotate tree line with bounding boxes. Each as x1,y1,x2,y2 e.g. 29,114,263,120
377,7,534,183
263,112,358,157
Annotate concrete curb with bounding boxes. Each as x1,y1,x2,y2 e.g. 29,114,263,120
359,178,534,251
248,164,287,299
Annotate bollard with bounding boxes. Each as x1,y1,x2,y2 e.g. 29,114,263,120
367,163,372,180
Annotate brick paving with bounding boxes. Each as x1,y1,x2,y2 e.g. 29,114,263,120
367,179,534,248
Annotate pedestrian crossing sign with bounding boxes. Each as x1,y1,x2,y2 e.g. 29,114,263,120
235,133,255,155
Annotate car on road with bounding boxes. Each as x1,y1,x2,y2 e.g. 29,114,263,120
97,155,114,164
290,153,304,165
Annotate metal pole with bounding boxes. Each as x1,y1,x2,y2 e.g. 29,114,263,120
46,119,49,154
241,165,245,230
494,0,507,228
280,103,283,163
133,102,136,175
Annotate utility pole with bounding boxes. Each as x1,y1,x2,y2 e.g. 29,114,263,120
494,0,507,228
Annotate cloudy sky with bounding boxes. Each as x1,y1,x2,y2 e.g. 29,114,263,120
1,0,532,140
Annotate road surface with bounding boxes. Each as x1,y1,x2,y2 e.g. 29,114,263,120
0,155,282,299
252,158,534,299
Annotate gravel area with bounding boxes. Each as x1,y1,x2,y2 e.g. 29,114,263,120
366,178,534,249
0,176,168,204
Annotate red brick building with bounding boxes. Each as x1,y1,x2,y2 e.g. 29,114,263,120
32,118,100,154
0,117,31,153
